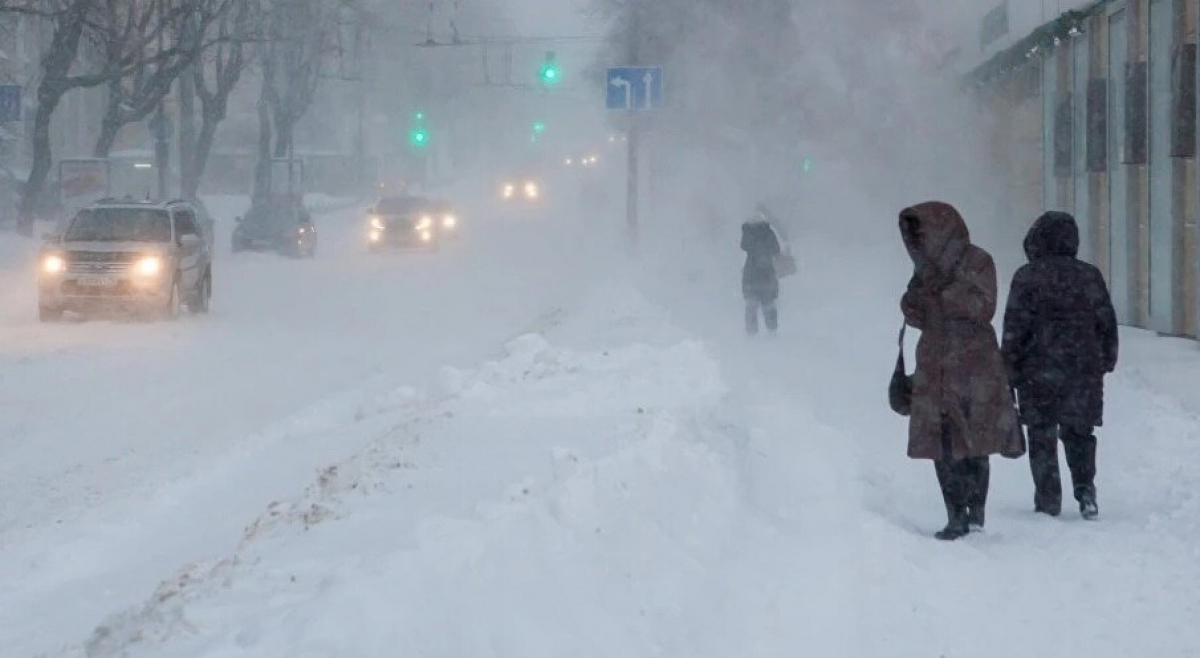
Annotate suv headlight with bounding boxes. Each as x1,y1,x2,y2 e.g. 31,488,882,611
443,214,457,228
136,256,163,277
524,182,540,199
416,216,433,231
41,254,66,275
370,216,386,230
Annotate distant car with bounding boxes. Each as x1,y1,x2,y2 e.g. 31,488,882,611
498,176,543,204
232,197,317,258
37,199,213,321
366,195,440,252
428,199,460,238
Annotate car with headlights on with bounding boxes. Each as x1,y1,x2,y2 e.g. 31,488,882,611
498,176,543,204
428,199,460,238
38,199,213,321
366,195,440,252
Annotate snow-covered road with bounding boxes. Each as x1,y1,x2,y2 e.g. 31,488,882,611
0,196,603,656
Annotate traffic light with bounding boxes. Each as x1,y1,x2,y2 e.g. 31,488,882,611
801,157,813,174
538,51,561,86
531,121,546,143
409,110,429,149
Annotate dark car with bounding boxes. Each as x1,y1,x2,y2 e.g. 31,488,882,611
232,196,317,258
366,195,440,252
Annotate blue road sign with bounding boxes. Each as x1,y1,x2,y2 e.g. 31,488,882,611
606,67,663,111
0,85,21,122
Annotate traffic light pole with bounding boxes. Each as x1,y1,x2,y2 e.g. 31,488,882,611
625,0,640,242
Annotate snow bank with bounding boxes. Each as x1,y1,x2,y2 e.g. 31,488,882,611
78,286,750,657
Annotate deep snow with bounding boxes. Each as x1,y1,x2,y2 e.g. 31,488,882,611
3,188,1199,657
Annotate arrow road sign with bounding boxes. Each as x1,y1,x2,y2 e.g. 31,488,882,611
0,86,22,122
606,67,663,111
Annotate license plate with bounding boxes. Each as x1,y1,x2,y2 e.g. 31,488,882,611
78,276,117,287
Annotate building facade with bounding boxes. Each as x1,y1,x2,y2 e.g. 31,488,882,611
971,0,1200,339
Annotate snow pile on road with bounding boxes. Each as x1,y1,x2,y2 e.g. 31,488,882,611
80,291,755,658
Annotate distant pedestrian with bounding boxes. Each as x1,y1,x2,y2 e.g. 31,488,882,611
741,211,782,334
1001,212,1118,521
898,201,1024,540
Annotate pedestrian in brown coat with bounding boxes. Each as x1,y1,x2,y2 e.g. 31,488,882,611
899,201,1024,540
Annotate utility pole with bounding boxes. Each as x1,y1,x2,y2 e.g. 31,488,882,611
626,0,640,241
154,0,171,200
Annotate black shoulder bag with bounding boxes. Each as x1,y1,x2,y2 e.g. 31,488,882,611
889,323,913,417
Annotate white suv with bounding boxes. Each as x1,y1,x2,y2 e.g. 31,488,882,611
37,199,213,321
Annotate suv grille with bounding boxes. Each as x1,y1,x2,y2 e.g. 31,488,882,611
67,251,138,276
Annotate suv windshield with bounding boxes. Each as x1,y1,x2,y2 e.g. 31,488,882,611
376,196,427,214
65,207,172,243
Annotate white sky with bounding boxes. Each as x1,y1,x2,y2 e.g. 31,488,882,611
504,0,595,35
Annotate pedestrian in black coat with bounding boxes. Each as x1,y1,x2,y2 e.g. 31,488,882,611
741,218,781,334
1001,211,1118,520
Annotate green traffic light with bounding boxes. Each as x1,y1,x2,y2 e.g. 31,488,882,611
410,128,429,147
802,158,813,174
539,52,561,86
533,121,546,133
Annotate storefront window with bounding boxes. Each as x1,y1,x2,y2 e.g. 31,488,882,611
1109,8,1132,324
1149,0,1174,332
1075,33,1092,262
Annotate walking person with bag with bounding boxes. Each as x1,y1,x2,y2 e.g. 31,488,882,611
1001,212,1118,520
894,202,1025,540
741,209,784,335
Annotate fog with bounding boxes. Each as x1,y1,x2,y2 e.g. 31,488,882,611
3,0,1199,655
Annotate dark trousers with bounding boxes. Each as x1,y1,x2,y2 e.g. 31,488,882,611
935,418,990,524
1028,424,1097,513
935,456,990,520
745,298,778,334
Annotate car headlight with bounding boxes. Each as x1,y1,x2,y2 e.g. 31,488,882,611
419,230,433,243
41,254,66,275
416,216,433,231
370,216,386,230
524,182,540,199
136,256,163,277
369,230,382,242
502,184,515,199
443,214,457,228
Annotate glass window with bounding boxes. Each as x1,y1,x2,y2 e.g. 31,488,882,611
175,210,199,237
1074,33,1092,262
1043,57,1058,211
65,208,172,243
1109,9,1132,324
1148,0,1174,332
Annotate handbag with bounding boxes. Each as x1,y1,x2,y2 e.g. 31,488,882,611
889,323,913,416
774,249,797,278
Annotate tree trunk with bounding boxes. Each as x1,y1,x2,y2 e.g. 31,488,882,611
93,80,124,158
189,111,221,201
178,64,199,199
273,116,292,159
18,90,65,236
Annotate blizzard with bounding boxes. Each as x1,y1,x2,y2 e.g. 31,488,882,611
2,191,1197,657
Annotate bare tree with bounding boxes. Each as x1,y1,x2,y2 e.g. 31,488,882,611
0,0,95,235
0,0,228,233
250,0,343,207
90,0,233,158
179,0,256,198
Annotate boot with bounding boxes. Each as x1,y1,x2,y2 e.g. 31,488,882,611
967,506,985,531
1079,488,1099,521
935,507,970,541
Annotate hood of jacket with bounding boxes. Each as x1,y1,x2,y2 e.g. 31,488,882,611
1023,211,1080,261
899,201,970,274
